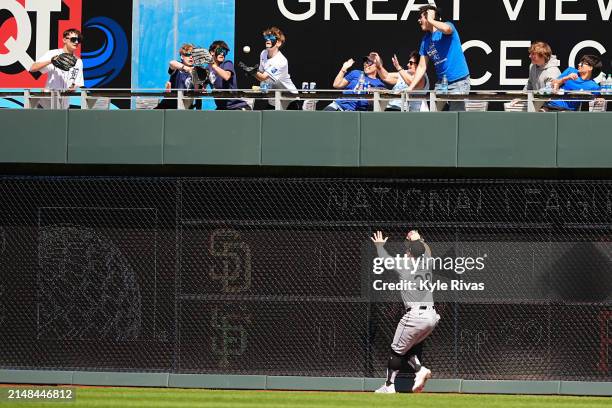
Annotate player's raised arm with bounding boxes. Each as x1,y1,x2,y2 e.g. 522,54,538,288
371,230,393,260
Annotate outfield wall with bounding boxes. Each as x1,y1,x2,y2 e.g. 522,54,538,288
2,111,612,168
1,111,612,394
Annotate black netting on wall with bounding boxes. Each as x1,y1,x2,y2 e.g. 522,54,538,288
0,177,610,381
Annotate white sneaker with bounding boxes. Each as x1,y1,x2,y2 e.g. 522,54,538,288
412,367,432,393
374,383,396,393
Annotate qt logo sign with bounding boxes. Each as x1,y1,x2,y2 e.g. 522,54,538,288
0,0,81,87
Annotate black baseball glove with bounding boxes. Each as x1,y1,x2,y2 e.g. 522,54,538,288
192,47,213,65
238,61,259,78
191,66,210,87
51,53,77,71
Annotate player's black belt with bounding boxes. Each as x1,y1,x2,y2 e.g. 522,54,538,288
407,306,430,312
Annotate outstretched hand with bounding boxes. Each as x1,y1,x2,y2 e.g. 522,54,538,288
392,54,402,71
370,231,388,244
238,61,260,77
342,59,355,72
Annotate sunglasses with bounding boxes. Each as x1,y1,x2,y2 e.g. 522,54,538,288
578,61,592,67
408,61,418,66
182,52,192,57
263,34,277,41
215,47,229,56
66,36,81,44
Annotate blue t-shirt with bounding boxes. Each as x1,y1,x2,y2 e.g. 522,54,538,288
419,22,469,82
336,70,386,111
547,67,600,111
168,68,193,90
209,60,248,110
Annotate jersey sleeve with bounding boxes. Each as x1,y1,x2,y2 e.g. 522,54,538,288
345,70,359,81
223,61,236,77
445,21,456,35
35,50,57,74
558,67,573,79
258,50,266,72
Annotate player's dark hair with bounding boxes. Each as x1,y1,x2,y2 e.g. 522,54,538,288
209,40,230,53
418,5,442,21
63,28,82,39
580,54,602,78
408,50,421,64
406,240,426,258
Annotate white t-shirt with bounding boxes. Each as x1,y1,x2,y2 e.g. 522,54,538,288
388,73,430,111
258,49,297,109
35,49,84,109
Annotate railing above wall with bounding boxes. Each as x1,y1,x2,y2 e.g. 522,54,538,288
0,88,609,112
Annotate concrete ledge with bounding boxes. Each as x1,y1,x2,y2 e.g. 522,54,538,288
1,370,611,396
72,371,169,387
425,378,462,393
461,380,560,395
559,381,612,396
0,370,73,385
168,374,266,389
266,376,363,391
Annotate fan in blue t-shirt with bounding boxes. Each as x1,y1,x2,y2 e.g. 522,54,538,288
324,55,387,111
543,55,602,111
407,5,470,111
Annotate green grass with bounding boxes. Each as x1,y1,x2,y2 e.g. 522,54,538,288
1,387,610,408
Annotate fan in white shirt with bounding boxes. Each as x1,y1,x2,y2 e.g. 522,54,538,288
254,26,297,109
29,28,84,109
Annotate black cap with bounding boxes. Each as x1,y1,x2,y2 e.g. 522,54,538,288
406,240,426,258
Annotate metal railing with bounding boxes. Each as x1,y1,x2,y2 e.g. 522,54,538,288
0,88,609,112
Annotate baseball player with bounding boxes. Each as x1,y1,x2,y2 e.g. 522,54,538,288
29,28,84,109
371,229,440,393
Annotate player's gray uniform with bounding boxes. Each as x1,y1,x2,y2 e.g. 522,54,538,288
375,243,440,356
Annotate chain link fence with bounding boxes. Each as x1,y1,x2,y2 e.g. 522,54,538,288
0,176,610,381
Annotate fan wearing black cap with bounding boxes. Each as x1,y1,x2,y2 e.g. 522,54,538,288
324,53,387,111
371,229,440,394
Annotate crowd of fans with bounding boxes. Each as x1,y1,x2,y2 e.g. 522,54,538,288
30,5,606,112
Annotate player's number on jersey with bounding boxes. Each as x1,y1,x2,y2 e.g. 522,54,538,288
414,272,432,283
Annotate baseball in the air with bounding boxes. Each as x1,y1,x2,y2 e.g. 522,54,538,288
243,45,251,53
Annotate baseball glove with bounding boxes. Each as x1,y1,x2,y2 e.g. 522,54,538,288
192,47,213,65
238,61,259,78
51,53,77,71
191,66,210,87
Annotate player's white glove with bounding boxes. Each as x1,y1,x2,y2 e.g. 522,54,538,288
407,230,421,241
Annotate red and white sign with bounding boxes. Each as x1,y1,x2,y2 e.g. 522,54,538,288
0,0,81,88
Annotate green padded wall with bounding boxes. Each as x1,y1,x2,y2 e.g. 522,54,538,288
0,110,67,163
261,112,360,166
68,111,164,164
360,112,457,167
557,113,612,168
164,111,261,165
458,112,557,167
